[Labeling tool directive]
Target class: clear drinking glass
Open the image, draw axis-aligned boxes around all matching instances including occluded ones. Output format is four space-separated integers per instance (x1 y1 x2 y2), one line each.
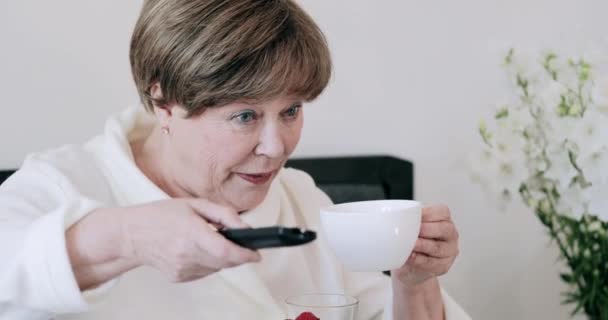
285 293 358 320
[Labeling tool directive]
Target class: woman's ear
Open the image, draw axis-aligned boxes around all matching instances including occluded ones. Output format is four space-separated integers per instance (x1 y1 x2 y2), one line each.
149 82 178 126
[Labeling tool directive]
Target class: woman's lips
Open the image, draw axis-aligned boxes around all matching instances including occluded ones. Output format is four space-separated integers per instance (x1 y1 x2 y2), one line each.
236 171 275 185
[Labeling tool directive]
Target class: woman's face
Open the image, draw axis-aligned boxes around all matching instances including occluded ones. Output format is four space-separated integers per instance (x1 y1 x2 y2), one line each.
159 95 304 212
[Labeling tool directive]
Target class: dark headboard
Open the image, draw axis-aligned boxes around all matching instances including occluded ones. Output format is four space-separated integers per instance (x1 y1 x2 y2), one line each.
0 170 14 185
285 155 414 203
1 156 414 202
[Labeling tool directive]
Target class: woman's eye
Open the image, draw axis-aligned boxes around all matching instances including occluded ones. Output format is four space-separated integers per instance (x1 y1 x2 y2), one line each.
283 105 301 119
232 110 258 124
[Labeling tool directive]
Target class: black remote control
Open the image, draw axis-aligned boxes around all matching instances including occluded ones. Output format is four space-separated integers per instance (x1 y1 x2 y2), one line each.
219 226 317 250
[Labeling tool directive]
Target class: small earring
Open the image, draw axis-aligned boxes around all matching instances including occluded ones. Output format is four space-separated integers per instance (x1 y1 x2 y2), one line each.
161 126 170 135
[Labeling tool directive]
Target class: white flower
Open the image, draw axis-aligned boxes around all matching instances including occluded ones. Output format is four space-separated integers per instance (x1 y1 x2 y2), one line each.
588 220 604 233
499 105 534 134
544 144 578 190
554 184 590 220
579 146 608 186
469 149 494 186
493 159 527 196
538 80 567 111
487 123 528 193
588 182 608 221
542 108 607 170
591 76 608 114
493 115 525 148
476 47 608 222
545 116 578 147
469 149 516 210
555 61 580 89
470 120 528 204
504 48 546 93
570 109 608 157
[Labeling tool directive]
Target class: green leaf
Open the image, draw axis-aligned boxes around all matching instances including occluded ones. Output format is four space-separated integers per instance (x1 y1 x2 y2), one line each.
579 71 589 82
478 120 493 147
543 52 559 80
569 104 582 116
571 293 591 316
504 48 514 65
579 61 591 82
561 272 575 284
557 95 570 116
516 74 529 89
495 108 509 119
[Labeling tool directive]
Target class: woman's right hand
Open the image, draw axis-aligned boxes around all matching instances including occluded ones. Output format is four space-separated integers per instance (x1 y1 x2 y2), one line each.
67 198 260 290
119 198 261 282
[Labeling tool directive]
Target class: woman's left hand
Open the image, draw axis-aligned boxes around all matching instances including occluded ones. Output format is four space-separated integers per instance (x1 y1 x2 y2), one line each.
392 205 460 287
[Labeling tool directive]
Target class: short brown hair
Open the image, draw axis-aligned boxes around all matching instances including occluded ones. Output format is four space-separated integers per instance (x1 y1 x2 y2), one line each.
130 0 332 117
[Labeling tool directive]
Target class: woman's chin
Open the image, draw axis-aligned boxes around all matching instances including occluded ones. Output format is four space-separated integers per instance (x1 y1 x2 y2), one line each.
228 189 269 213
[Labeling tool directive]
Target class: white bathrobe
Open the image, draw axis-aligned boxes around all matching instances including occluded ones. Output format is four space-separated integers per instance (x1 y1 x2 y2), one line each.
0 107 471 320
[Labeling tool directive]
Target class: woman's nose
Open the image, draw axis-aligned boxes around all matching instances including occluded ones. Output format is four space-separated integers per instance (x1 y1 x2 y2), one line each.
254 122 286 159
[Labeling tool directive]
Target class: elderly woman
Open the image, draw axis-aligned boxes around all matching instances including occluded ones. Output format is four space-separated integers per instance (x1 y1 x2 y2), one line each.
0 0 470 319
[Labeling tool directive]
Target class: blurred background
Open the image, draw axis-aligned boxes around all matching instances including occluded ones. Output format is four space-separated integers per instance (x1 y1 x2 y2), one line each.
1 1 607 318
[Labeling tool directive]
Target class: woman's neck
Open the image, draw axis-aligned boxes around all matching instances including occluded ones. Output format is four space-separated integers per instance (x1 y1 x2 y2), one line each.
131 126 190 198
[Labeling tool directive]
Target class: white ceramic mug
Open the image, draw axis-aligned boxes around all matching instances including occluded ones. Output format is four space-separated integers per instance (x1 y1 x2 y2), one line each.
320 200 422 271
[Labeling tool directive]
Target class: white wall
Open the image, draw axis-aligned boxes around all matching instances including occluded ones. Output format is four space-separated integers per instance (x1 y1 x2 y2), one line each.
1 1 606 318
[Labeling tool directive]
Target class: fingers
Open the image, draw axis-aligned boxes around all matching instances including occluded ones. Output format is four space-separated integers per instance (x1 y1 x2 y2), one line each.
195 225 262 265
186 199 250 229
186 199 261 265
406 252 454 276
421 205 451 222
419 221 459 241
397 206 460 282
413 238 459 259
